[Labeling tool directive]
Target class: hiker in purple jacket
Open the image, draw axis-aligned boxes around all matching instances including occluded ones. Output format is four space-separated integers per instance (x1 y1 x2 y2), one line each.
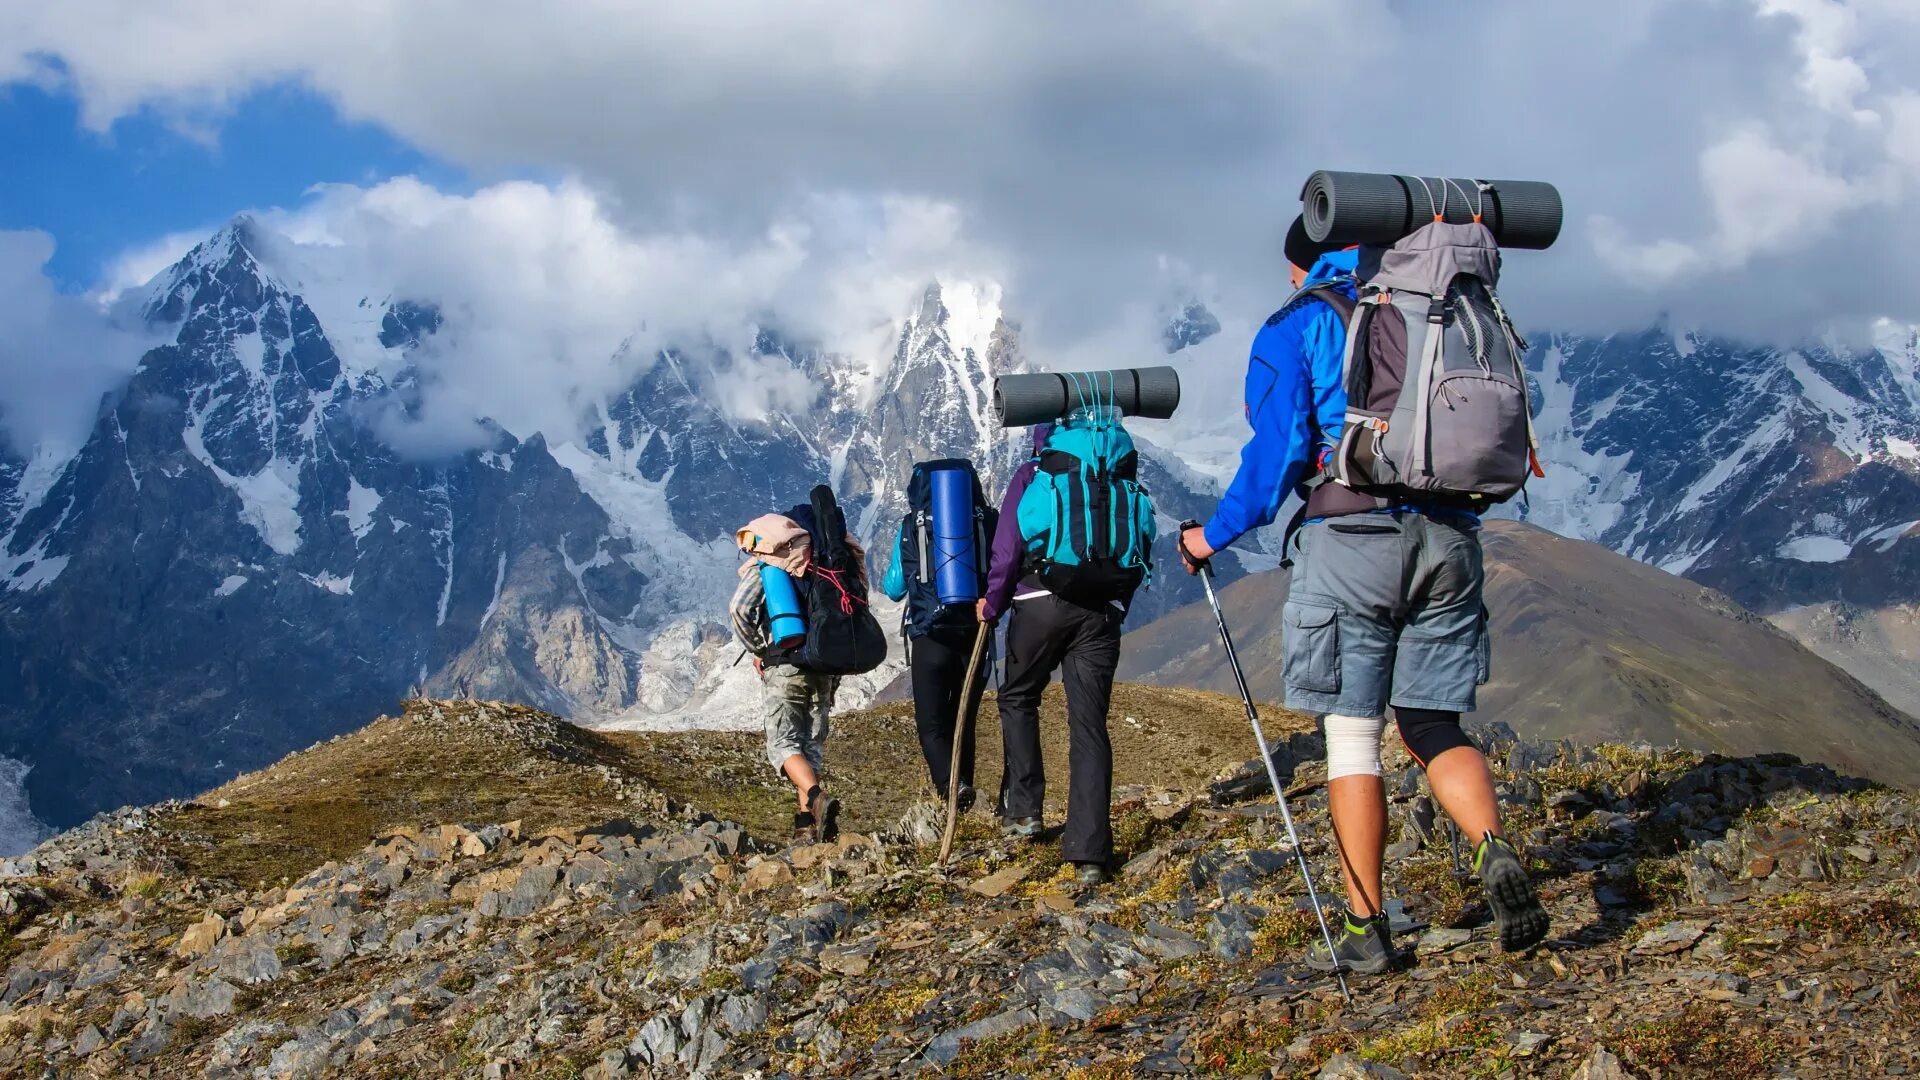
976 422 1128 885
977 424 1050 626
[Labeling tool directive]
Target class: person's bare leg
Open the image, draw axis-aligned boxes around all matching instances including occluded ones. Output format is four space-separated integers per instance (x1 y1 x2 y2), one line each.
1424 745 1502 841
783 753 819 811
1328 775 1388 918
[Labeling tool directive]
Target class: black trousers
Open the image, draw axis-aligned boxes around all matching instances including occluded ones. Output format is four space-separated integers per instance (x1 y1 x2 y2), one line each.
997 594 1123 865
911 619 990 794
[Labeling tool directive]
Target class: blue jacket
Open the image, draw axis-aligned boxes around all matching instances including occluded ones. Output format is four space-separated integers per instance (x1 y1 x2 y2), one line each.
881 526 908 602
1202 249 1358 552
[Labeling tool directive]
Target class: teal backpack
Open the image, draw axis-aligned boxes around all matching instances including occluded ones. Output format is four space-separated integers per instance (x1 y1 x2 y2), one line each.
1015 394 1156 606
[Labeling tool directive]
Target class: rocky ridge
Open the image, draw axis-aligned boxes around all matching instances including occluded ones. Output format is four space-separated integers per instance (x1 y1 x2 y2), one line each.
3 697 1917 1077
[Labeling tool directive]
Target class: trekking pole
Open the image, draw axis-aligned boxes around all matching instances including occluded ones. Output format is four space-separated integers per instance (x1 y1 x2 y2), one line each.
1179 522 1352 1002
937 620 992 868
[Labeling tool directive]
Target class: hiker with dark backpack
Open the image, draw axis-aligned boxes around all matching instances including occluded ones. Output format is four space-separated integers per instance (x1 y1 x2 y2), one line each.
881 459 997 809
733 485 888 844
1178 214 1550 973
979 404 1157 885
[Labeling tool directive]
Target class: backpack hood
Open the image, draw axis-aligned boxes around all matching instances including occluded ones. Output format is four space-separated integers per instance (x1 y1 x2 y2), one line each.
1303 247 1359 289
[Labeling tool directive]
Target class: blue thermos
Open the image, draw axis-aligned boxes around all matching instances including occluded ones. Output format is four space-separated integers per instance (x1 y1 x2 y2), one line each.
760 563 807 648
930 467 981 605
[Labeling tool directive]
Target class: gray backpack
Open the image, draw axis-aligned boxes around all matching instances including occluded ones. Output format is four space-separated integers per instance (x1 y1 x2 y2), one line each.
1325 221 1540 506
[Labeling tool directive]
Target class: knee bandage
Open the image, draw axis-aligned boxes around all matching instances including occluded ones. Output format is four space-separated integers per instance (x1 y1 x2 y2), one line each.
1324 714 1386 780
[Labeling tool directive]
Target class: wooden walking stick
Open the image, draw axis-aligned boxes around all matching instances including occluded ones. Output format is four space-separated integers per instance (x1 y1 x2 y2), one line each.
937 620 991 868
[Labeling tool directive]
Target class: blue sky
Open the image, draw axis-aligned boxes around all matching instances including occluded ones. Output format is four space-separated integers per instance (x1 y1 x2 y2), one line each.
0 82 462 290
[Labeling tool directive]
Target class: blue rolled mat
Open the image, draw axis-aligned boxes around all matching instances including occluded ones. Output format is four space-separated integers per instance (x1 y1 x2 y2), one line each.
930 466 980 605
760 564 806 648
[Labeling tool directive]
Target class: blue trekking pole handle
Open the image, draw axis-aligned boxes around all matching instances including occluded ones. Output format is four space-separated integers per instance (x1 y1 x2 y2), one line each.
1176 520 1353 999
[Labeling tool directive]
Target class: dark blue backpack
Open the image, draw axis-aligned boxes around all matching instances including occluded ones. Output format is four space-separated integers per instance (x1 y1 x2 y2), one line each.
1015 405 1156 606
782 486 888 675
898 459 996 637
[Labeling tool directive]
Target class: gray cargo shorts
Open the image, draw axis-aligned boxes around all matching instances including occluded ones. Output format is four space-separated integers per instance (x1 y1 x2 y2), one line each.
762 664 838 774
1282 512 1490 717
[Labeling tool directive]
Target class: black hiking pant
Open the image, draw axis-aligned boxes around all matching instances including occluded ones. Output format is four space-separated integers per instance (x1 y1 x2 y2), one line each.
911 619 989 794
997 593 1123 866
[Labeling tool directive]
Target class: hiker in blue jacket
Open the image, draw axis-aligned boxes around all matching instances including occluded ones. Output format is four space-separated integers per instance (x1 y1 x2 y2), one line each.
1178 237 1548 974
880 471 993 810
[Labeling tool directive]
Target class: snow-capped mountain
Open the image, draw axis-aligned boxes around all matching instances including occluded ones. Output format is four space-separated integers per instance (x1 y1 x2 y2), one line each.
1518 324 1920 705
0 218 1229 836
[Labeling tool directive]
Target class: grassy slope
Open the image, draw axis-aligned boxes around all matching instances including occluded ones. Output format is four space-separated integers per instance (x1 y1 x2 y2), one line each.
149 687 1310 888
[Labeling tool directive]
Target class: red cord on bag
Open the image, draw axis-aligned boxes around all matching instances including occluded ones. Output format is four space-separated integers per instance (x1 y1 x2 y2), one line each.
809 565 867 615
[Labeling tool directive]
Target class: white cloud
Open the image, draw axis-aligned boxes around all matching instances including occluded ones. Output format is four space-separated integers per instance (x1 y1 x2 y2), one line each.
93 227 211 307
0 231 154 455
219 178 1007 455
4 0 1920 421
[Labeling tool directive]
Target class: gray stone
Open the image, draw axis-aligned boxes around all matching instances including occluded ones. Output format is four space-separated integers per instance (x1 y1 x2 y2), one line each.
1045 987 1107 1023
72 1024 106 1056
1317 1053 1409 1079
650 935 714 984
266 1032 333 1080
818 938 878 977
171 976 240 1018
1135 921 1204 961
629 1014 682 1066
811 1023 844 1070
501 865 563 918
217 939 284 985
1205 904 1263 961
1419 927 1474 952
1569 1046 1637 1080
1632 922 1705 955
596 1047 631 1078
718 993 768 1035
926 1007 1039 1066
1508 1031 1553 1055
737 959 779 992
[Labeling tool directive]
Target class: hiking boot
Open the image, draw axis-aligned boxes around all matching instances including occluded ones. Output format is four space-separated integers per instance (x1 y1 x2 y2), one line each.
1474 832 1549 952
1002 815 1042 839
792 812 816 845
955 783 976 814
1073 862 1110 886
1305 910 1397 975
807 787 840 844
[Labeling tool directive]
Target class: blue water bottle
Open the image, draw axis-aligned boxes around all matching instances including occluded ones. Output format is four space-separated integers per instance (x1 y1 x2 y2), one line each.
930 466 981 605
760 563 807 648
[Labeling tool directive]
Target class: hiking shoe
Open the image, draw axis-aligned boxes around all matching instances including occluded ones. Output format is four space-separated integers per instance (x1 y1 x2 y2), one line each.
955 783 976 814
1305 910 1396 975
1002 815 1042 839
807 787 840 844
1073 862 1110 886
792 812 816 844
1474 832 1549 952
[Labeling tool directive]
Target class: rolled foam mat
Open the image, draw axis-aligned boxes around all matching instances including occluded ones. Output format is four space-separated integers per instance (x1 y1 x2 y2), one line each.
994 366 1181 428
1300 171 1563 250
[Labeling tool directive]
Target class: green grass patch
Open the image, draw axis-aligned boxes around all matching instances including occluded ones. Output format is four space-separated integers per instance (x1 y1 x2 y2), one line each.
1250 908 1319 965
1769 896 1920 938
862 875 962 917
1191 1016 1294 1077
1616 1002 1783 1078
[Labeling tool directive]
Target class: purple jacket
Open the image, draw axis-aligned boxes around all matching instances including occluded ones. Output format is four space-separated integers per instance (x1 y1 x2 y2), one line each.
980 424 1051 621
